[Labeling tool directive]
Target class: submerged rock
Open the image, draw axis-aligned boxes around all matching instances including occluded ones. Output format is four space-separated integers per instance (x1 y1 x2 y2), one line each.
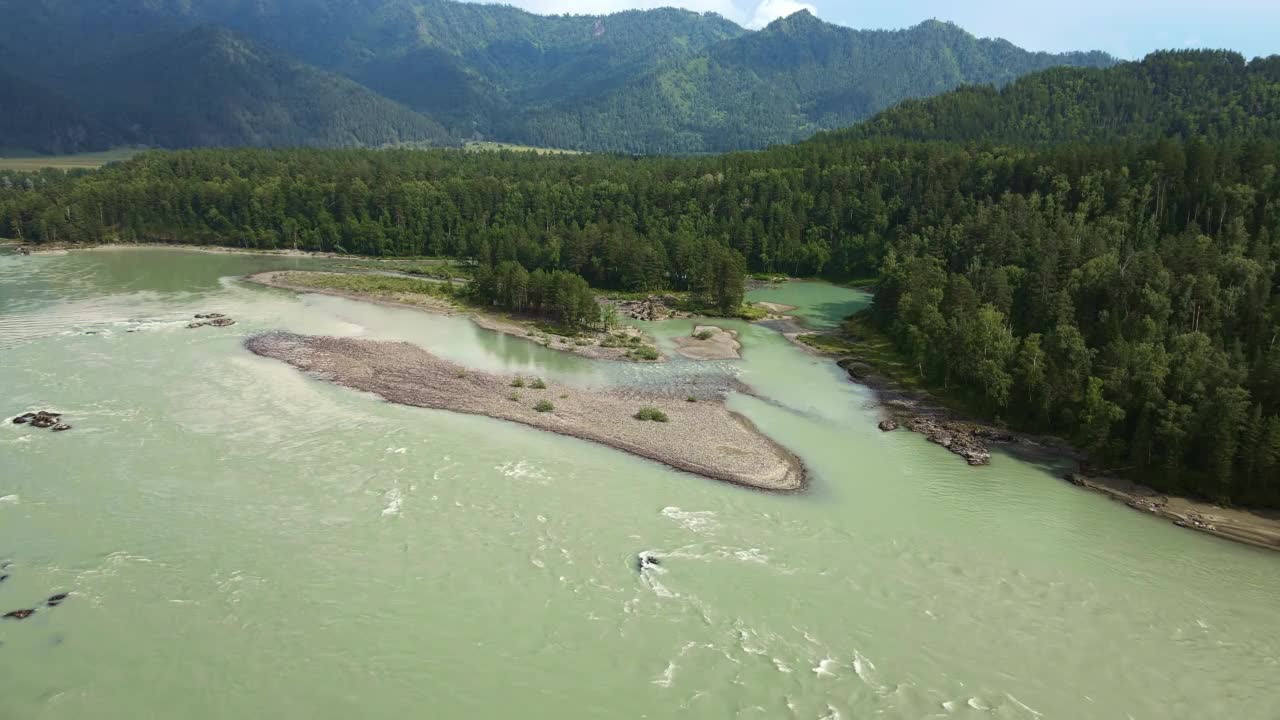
3 609 34 620
13 410 71 432
188 316 237 329
46 593 69 607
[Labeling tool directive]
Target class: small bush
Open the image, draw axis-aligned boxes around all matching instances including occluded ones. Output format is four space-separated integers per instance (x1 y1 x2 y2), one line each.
628 346 660 361
635 407 669 422
534 399 554 413
455 370 468 378
560 394 568 399
529 377 547 389
694 329 715 341
686 396 698 403
508 391 522 402
511 376 525 388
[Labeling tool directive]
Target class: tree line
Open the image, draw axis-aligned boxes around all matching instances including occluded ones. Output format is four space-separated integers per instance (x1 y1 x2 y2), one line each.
3 132 1279 506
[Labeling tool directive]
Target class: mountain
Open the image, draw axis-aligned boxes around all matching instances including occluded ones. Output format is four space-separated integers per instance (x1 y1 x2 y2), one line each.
0 69 124 154
0 0 1116 154
837 50 1280 145
509 14 1116 153
62 26 451 150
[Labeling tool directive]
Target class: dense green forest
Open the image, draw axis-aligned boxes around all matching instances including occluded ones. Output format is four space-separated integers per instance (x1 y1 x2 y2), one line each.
0 0 1111 154
4 50 1280 507
512 14 1113 154
840 50 1280 145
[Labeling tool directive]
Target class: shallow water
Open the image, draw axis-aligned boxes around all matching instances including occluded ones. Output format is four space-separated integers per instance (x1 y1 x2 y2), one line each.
2 249 1277 719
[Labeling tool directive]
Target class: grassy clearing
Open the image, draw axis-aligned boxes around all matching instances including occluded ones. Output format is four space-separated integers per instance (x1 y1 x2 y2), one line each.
464 141 581 155
0 147 141 171
276 271 455 301
337 258 474 281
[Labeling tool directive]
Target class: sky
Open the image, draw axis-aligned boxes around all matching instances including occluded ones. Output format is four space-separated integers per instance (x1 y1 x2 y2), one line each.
482 0 1280 59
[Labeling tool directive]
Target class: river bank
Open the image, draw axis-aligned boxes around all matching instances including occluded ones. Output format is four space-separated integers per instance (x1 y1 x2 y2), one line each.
246 332 805 491
20 241 353 259
791 321 1280 551
247 270 662 362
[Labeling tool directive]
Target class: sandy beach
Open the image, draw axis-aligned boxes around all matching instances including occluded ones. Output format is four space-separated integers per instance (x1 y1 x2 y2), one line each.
246 332 805 491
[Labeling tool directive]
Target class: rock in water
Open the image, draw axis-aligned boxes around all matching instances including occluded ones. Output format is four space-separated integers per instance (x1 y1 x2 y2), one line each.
906 416 991 466
637 552 661 571
878 419 899 432
46 593 69 607
52 423 72 432
194 313 226 319
12 412 35 425
28 411 62 429
3 609 35 620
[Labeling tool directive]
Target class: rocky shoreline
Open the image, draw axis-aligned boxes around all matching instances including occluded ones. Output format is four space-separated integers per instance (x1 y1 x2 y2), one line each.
824 346 1280 551
246 333 805 491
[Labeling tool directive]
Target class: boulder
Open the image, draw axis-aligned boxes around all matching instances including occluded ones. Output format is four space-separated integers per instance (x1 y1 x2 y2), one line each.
878 419 899 432
194 313 226 319
28 411 61 429
46 593 69 607
839 360 874 379
3 609 34 620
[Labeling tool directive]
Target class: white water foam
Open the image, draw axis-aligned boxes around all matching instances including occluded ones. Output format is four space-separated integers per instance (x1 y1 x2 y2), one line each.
382 488 404 517
812 657 839 678
652 662 676 688
0 494 18 505
660 506 719 533
496 460 550 484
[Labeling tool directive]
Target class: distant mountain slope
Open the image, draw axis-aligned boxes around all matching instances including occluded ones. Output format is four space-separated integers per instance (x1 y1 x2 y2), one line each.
0 69 124 154
65 26 451 149
836 50 1280 145
509 14 1116 153
0 0 1118 154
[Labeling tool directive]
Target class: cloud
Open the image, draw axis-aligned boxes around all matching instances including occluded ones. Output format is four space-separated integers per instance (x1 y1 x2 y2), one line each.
746 0 817 28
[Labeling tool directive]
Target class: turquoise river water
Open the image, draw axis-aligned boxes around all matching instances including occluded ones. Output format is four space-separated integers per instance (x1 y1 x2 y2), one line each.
1 248 1277 719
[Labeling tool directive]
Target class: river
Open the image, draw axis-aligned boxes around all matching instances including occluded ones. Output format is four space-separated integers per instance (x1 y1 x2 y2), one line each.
1 248 1276 719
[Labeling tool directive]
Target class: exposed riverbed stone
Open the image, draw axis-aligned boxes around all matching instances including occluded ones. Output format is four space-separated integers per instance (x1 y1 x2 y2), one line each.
878 419 899 432
188 314 237 329
905 416 991 466
614 295 688 322
3 609 34 620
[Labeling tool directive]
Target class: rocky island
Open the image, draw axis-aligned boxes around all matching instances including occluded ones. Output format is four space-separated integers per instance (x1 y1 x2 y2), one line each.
246 332 805 491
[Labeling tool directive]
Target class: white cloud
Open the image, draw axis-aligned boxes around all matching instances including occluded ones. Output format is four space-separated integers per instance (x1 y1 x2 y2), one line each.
746 0 817 28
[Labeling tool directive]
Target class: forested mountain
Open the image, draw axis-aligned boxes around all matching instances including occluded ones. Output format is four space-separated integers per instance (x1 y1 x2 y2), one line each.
511 14 1114 153
0 69 123 154
61 26 451 149
0 0 1112 154
841 50 1280 144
